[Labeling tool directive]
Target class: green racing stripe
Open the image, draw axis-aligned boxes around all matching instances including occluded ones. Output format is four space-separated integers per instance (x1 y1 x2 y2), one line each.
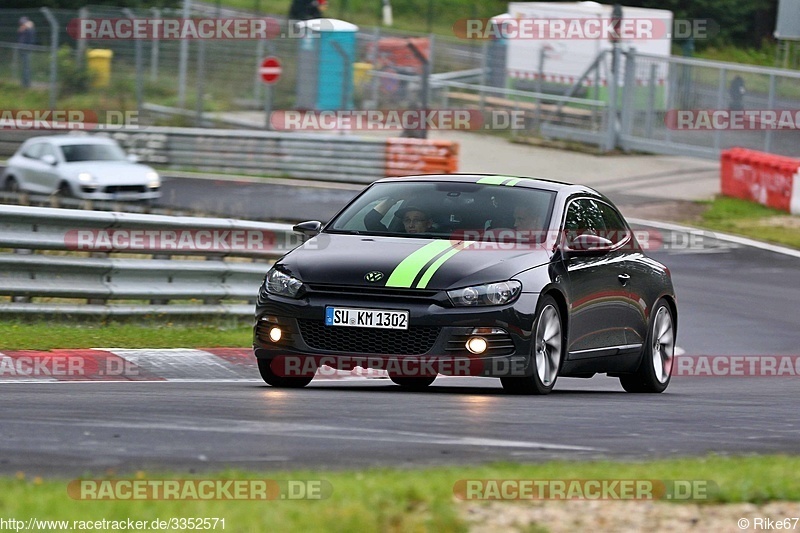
415 244 472 289
385 240 455 288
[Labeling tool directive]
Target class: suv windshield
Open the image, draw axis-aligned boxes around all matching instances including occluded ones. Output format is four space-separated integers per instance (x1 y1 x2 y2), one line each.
60 143 127 163
328 181 556 239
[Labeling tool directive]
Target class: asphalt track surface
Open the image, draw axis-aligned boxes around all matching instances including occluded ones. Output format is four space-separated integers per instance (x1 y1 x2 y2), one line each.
2 225 799 476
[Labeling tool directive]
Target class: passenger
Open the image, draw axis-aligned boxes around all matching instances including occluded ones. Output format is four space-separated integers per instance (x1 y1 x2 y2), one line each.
513 204 541 231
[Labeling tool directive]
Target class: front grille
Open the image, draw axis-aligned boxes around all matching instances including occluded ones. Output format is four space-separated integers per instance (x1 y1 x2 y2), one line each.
298 320 440 355
104 185 146 194
306 284 438 300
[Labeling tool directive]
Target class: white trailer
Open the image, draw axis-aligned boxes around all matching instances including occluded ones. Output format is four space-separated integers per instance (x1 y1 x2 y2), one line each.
504 1 672 93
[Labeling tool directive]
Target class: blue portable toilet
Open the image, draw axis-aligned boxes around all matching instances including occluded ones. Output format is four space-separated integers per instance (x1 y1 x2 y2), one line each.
295 18 359 110
486 14 511 88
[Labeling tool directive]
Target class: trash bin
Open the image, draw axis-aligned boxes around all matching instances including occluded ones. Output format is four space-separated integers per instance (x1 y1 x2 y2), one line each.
353 62 373 87
87 49 113 88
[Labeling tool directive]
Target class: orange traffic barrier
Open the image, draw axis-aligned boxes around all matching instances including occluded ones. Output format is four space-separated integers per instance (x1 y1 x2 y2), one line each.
385 138 459 177
720 148 800 215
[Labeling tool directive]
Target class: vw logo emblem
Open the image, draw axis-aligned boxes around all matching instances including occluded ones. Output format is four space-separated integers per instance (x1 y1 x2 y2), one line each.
365 271 384 282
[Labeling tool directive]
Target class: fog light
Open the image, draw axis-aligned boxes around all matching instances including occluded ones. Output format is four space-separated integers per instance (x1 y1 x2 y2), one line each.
268 327 282 342
465 336 488 354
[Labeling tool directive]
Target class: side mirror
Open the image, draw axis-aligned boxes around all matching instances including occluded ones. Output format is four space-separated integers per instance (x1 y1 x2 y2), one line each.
126 153 140 163
41 154 57 166
562 233 615 258
293 220 322 237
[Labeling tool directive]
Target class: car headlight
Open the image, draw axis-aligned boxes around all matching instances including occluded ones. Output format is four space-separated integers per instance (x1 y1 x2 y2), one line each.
78 172 95 183
265 268 304 299
447 280 522 307
145 171 160 188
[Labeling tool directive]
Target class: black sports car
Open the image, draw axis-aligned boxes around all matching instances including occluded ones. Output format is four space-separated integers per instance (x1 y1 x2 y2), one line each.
253 174 677 394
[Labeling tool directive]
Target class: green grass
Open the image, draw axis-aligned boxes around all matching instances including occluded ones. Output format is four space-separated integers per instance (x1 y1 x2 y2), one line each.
694 196 800 250
2 456 800 532
0 321 252 350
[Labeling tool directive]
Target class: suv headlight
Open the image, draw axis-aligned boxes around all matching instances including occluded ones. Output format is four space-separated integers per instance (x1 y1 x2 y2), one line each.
78 172 95 183
145 171 160 188
448 280 522 307
265 268 304 298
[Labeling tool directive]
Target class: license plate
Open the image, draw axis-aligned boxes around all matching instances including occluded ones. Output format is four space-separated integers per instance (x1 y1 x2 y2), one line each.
325 307 409 330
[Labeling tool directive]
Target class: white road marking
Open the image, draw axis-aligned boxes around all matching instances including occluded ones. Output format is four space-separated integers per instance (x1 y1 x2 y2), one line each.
630 218 800 259
16 418 600 452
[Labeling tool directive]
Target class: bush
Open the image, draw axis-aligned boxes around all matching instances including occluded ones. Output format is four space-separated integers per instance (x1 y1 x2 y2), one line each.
57 45 90 95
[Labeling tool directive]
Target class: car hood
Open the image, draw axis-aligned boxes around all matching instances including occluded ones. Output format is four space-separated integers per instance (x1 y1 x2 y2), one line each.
61 161 155 183
278 233 553 291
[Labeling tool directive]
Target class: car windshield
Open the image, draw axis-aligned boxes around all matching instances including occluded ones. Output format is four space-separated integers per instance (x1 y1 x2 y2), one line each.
327 181 557 239
59 143 127 163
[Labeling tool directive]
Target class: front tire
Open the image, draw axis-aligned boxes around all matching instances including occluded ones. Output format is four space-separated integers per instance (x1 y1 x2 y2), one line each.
54 181 72 198
501 295 563 395
257 358 313 388
620 299 675 393
4 176 20 193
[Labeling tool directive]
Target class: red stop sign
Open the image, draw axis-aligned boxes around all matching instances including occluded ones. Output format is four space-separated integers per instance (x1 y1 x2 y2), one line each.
259 57 282 84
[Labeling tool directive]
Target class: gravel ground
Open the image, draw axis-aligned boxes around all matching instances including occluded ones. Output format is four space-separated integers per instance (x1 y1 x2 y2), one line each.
462 500 800 532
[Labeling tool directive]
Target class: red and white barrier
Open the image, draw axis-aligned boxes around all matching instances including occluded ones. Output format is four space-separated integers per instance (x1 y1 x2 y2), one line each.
0 348 387 383
721 148 800 215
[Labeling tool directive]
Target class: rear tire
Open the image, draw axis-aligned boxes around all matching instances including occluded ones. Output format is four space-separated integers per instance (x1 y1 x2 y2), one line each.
501 295 563 395
620 299 675 393
389 375 436 390
257 358 313 388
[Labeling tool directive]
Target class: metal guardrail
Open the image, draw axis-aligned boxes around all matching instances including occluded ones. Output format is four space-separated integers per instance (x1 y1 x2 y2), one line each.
0 126 390 184
0 204 298 316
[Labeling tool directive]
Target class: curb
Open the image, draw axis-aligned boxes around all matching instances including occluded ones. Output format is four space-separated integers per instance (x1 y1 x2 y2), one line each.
629 217 800 260
0 348 387 383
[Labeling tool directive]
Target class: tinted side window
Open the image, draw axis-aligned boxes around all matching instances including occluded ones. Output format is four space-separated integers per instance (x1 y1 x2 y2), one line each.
598 202 629 244
564 199 606 236
22 143 43 159
39 143 57 160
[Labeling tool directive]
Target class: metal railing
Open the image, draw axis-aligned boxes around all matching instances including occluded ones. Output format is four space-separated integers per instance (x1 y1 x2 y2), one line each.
0 204 297 316
0 126 389 183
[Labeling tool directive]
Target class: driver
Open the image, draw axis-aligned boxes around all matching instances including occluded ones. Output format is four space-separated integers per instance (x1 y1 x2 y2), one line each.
365 199 433 234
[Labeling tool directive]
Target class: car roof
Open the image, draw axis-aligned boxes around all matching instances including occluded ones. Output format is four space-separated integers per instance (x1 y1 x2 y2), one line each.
24 135 117 146
375 173 604 198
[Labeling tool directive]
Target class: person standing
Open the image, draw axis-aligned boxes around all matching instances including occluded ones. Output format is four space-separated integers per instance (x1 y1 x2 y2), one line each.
17 16 36 88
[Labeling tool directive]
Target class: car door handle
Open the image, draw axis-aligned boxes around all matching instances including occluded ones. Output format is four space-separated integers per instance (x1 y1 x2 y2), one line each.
618 273 630 285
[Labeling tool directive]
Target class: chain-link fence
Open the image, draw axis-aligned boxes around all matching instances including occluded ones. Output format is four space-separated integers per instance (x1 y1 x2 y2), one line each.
1 6 799 158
